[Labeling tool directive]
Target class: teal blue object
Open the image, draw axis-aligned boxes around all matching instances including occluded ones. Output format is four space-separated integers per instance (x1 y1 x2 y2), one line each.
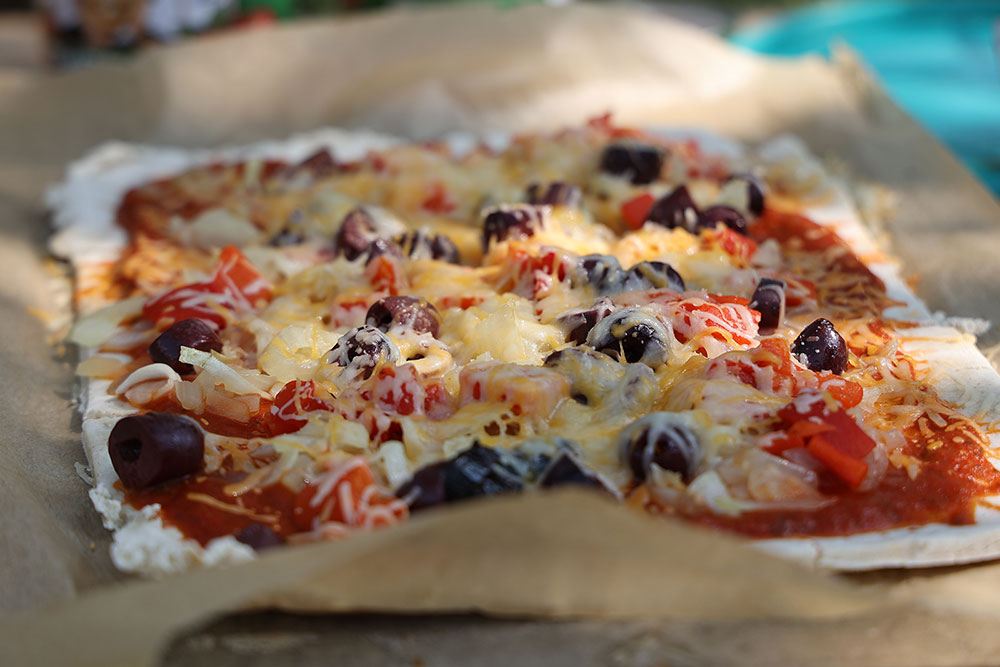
730 1 1000 197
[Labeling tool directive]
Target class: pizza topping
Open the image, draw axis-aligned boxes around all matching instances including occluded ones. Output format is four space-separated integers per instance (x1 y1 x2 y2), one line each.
721 172 766 217
362 237 403 264
142 246 272 330
624 260 686 292
587 307 672 367
148 318 224 375
538 452 615 494
599 141 665 185
526 181 582 208
327 325 400 379
791 318 848 375
234 522 286 550
645 185 699 231
620 412 702 484
365 295 440 337
108 413 205 490
575 254 625 293
482 205 545 250
555 297 616 344
393 230 460 263
397 441 524 510
268 379 334 435
334 208 380 261
748 278 786 335
699 205 748 236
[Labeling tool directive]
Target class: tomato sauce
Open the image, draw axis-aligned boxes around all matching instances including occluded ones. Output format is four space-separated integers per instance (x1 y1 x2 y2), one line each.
692 418 1000 537
126 473 297 547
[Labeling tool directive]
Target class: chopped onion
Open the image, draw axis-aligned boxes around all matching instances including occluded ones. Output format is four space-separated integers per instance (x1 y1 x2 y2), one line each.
76 353 131 378
179 347 270 397
115 363 181 406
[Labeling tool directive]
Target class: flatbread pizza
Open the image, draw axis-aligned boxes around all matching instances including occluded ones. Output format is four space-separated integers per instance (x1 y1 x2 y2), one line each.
49 117 1000 576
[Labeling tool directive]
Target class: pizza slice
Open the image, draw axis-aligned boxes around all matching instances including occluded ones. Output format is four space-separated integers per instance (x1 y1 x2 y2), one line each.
50 118 1000 576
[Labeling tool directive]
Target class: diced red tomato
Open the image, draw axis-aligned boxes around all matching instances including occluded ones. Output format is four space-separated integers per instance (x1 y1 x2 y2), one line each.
268 380 334 435
421 181 457 214
292 458 407 531
806 436 869 488
142 245 271 329
621 193 655 230
701 226 758 262
773 389 877 488
365 255 406 295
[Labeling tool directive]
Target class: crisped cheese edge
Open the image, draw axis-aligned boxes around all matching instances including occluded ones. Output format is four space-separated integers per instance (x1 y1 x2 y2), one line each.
54 127 1000 574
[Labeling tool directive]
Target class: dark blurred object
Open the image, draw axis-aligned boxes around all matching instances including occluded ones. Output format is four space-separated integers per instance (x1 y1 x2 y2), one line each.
731 0 1000 197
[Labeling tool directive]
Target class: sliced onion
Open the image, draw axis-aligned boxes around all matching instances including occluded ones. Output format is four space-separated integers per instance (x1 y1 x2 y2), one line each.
68 296 146 347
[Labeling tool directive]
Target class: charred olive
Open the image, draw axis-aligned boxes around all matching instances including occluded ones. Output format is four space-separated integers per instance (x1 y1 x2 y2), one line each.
599 142 665 185
148 318 223 375
108 413 205 490
586 308 671 367
482 205 545 250
538 452 613 494
334 208 378 260
234 523 285 550
394 230 460 263
396 442 523 510
748 278 786 334
726 173 766 216
526 181 582 207
620 413 701 483
698 205 748 235
555 297 616 344
645 185 699 231
365 295 441 337
791 318 848 374
623 261 686 292
327 325 400 379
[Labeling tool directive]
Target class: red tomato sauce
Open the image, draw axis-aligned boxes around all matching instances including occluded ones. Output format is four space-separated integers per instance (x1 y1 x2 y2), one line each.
692 418 1000 537
125 473 297 547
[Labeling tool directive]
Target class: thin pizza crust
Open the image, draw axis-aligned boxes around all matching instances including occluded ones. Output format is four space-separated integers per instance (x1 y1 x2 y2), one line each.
48 128 1000 575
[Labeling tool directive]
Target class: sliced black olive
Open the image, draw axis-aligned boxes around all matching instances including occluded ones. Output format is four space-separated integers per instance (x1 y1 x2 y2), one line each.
234 523 285 550
327 325 400 379
396 442 524 511
698 205 748 235
395 461 448 511
538 452 613 494
363 237 403 264
575 254 626 294
148 318 223 375
623 260 686 292
645 185 699 231
586 308 671 368
791 318 848 375
726 172 766 216
365 295 441 337
394 230 460 263
334 208 378 261
620 413 701 483
554 297 616 344
482 205 545 250
526 181 582 208
599 142 665 185
749 278 786 334
108 413 204 490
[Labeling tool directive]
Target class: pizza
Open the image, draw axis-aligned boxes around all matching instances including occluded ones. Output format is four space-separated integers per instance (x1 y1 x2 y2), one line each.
49 117 1000 576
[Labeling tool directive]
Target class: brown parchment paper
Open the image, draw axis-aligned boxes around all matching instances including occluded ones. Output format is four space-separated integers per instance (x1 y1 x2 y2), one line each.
2 4 1000 666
